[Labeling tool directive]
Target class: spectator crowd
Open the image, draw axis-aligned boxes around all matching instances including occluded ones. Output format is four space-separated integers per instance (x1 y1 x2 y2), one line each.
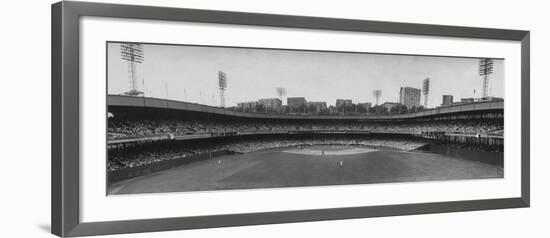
108 116 503 139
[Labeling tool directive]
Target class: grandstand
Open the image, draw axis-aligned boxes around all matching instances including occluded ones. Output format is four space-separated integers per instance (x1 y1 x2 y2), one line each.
107 95 504 194
108 95 503 140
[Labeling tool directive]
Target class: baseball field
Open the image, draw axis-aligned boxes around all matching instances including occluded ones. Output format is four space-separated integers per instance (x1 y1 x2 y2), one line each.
108 145 503 195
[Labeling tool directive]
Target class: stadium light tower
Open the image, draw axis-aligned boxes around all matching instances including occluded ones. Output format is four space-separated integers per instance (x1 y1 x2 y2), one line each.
276 87 286 104
373 90 382 106
218 71 227 107
275 88 286 113
479 58 494 97
120 43 144 96
423 78 430 108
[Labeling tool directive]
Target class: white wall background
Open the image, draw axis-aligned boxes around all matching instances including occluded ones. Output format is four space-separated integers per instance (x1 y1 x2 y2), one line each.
0 0 547 237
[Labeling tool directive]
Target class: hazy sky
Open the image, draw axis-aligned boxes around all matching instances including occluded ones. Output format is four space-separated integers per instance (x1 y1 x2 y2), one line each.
107 42 504 108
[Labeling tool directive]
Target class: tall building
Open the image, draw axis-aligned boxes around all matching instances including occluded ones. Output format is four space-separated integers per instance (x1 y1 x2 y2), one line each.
328 105 338 114
258 98 282 111
399 87 421 109
422 78 430 108
441 95 454 107
307 101 327 112
335 99 353 108
381 102 400 111
287 97 307 111
357 102 372 111
237 101 259 112
461 98 475 104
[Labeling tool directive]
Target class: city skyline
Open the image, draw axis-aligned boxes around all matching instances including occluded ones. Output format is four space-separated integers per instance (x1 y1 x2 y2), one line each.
107 42 505 108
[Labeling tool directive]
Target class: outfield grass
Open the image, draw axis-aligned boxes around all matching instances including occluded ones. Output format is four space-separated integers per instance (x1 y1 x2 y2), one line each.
108 146 503 195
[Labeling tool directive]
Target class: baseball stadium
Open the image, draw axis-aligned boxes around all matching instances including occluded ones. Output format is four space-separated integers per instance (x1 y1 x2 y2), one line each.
107 95 504 195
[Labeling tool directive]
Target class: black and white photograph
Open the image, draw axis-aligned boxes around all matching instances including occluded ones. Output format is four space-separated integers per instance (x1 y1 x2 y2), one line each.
2 0 543 237
107 42 505 195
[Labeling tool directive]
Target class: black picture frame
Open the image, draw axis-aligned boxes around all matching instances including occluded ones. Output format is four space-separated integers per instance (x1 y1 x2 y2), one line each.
51 1 530 237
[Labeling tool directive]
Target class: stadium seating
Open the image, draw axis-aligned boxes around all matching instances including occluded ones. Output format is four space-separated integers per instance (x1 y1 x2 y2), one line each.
108 117 503 139
107 116 503 172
